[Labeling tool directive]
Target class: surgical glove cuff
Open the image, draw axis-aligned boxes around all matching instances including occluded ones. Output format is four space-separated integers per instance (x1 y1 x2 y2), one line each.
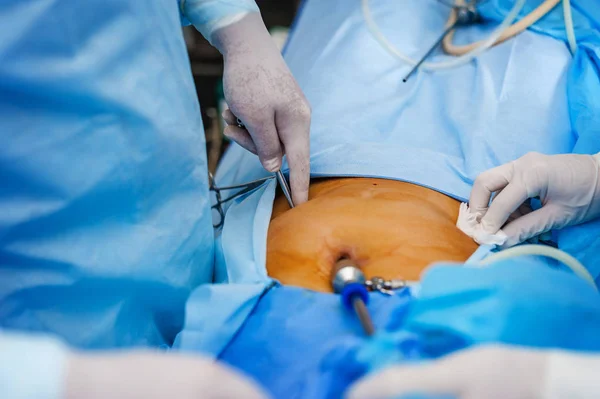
180 0 260 44
0 332 69 399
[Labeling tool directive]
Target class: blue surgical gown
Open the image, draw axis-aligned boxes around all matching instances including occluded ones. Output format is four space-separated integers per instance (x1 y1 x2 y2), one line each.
0 0 259 398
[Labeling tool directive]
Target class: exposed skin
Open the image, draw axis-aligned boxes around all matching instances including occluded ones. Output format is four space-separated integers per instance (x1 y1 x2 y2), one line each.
267 178 478 292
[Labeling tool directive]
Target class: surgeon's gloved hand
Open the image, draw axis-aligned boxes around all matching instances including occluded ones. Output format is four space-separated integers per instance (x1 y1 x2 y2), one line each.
347 345 548 399
469 152 600 248
212 13 311 205
64 350 269 399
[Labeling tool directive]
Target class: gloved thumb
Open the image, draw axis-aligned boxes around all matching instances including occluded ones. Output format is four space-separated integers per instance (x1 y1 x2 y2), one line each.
479 180 529 235
222 109 258 154
224 125 258 155
469 162 514 215
226 110 283 172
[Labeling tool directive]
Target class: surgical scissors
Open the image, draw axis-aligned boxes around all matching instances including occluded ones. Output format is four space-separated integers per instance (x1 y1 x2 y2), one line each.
209 172 275 229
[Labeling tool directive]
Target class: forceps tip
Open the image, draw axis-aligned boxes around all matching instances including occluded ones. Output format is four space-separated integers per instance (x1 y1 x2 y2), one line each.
275 170 295 208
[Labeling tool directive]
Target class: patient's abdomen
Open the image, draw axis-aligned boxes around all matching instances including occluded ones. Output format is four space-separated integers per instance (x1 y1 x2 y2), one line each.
266 178 478 292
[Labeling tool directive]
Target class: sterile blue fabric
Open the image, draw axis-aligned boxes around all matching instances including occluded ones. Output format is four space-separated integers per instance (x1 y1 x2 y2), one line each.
178 0 600 358
0 331 68 399
174 181 275 354
464 245 495 264
218 286 416 399
179 0 260 43
404 259 600 358
0 1 214 349
478 0 600 280
217 258 600 398
175 0 600 396
173 282 272 356
556 4 600 282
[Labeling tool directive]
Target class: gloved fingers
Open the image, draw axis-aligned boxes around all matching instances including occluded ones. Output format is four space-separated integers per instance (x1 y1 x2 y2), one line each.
506 201 534 224
275 107 311 205
244 114 283 172
65 352 271 399
469 162 514 215
346 364 458 399
222 108 238 126
500 204 562 248
223 125 258 154
480 180 530 234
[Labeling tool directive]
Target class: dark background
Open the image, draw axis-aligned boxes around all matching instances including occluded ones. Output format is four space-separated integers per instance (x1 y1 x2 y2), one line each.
183 0 302 170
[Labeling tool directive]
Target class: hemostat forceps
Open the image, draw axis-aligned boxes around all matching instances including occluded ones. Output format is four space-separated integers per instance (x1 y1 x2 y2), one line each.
275 170 294 209
209 172 275 229
235 117 295 209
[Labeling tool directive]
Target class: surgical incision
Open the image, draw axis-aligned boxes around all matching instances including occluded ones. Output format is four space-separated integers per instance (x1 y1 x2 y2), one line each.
266 178 478 292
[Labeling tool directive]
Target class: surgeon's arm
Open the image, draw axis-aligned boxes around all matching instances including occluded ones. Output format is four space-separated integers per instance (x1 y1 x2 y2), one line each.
180 1 311 204
0 331 267 399
63 349 268 399
0 332 68 399
348 345 600 399
544 350 600 398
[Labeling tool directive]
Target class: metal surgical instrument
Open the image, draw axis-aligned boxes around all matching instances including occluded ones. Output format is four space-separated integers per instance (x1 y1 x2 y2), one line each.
275 170 294 209
209 172 275 229
332 258 418 335
332 260 376 336
235 117 295 209
366 0 563 78
403 1 480 82
365 276 412 295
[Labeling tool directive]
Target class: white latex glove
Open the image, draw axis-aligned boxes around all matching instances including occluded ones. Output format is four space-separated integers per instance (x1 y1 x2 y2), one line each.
64 350 269 399
213 13 311 204
347 346 548 399
469 152 600 247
